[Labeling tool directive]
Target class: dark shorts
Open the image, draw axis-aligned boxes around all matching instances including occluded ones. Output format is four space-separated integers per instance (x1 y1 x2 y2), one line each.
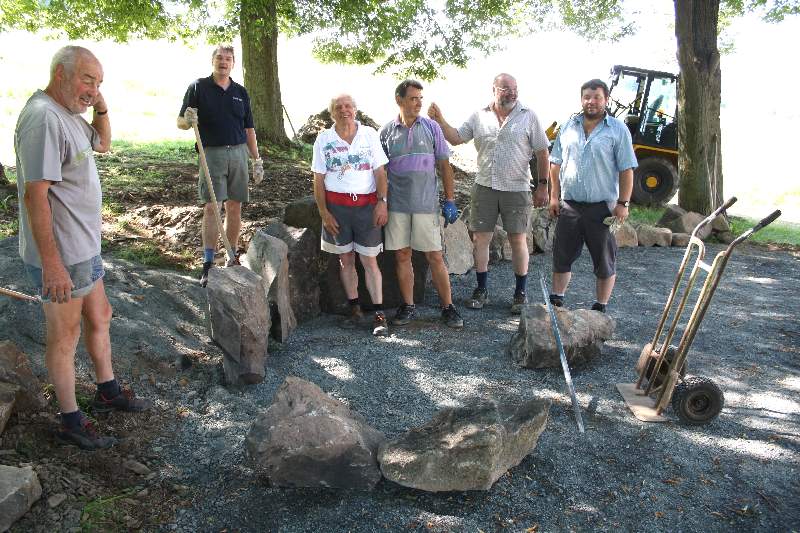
24 254 104 302
321 202 383 257
552 200 617 278
469 184 531 234
198 144 249 204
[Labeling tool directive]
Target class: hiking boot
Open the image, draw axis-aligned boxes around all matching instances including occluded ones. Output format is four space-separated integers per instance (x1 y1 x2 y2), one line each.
549 294 564 307
465 287 489 309
225 249 243 267
341 305 364 329
510 292 528 315
372 312 389 337
392 303 417 326
591 302 607 313
56 416 117 450
199 261 213 287
92 387 153 414
441 304 464 328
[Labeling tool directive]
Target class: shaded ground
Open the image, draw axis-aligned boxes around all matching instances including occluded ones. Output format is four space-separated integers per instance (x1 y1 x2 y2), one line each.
1 233 798 532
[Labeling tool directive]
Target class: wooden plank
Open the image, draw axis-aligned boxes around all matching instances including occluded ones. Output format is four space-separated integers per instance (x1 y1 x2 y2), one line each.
616 383 669 423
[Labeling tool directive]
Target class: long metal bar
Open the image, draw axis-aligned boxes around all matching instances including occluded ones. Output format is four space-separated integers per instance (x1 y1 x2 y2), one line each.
538 272 585 434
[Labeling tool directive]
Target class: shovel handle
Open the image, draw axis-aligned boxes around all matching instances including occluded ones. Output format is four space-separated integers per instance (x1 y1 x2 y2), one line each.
0 286 39 302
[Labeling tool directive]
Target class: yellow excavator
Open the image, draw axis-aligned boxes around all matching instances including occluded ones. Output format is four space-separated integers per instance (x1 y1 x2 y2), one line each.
539 65 680 206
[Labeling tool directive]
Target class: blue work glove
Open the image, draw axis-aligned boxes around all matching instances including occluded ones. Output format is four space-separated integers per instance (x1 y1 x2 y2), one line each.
441 200 458 227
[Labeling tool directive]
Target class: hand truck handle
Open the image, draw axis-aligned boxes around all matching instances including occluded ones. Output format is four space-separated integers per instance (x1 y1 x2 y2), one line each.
693 197 738 238
752 210 782 233
716 196 738 215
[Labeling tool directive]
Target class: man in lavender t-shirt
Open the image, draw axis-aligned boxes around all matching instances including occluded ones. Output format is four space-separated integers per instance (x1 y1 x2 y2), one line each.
379 79 463 329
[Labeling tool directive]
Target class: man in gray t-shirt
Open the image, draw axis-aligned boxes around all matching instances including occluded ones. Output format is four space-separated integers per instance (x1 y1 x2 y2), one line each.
15 45 150 451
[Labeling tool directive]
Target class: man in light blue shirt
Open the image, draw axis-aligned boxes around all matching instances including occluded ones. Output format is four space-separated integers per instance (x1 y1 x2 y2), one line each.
548 79 637 312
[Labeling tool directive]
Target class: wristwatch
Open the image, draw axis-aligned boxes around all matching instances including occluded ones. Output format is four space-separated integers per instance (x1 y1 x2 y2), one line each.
617 199 630 208
377 196 387 202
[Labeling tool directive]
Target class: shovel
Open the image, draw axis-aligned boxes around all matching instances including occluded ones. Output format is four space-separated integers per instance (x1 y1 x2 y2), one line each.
0 286 40 302
193 124 238 266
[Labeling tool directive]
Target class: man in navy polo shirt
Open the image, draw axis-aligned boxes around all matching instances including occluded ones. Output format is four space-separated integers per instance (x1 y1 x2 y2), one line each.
177 45 264 286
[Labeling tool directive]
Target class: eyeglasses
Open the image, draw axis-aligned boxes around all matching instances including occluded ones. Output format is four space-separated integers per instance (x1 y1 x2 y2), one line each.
494 86 517 93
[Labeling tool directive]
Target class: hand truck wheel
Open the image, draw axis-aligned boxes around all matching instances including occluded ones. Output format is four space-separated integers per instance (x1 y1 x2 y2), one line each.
671 376 724 425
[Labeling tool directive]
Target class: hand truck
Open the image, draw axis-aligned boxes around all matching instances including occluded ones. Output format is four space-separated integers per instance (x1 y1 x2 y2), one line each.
617 197 781 425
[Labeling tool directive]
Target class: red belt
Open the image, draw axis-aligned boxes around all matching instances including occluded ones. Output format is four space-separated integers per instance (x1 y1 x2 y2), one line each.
326 191 377 206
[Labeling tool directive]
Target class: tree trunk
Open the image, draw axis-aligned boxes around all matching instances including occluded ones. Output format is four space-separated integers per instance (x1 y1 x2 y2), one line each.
240 0 289 146
0 162 7 186
674 0 723 214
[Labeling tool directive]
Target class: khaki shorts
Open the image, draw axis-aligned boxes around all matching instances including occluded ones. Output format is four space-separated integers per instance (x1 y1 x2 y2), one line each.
198 144 249 203
385 212 443 252
469 184 531 234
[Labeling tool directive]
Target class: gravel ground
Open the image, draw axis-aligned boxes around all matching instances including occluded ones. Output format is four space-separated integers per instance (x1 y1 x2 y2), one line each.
1 237 798 532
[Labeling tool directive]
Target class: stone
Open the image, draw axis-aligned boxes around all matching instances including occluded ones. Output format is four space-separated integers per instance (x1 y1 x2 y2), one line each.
656 204 686 228
716 230 736 244
245 377 385 490
441 217 473 275
712 215 731 234
319 250 428 314
263 223 324 323
0 382 18 436
659 211 711 240
671 232 691 247
297 109 380 144
0 341 47 412
122 459 151 476
529 208 556 253
47 493 67 508
507 304 616 369
378 398 550 492
206 266 270 385
282 196 322 235
244 229 297 342
614 221 638 248
490 225 511 263
0 464 42 532
636 224 673 247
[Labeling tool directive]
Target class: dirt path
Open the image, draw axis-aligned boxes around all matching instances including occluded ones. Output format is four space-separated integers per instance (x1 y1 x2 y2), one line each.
1 234 798 532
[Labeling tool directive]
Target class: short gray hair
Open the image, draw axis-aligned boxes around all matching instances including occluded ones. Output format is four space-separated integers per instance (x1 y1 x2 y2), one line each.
50 45 94 81
328 94 356 116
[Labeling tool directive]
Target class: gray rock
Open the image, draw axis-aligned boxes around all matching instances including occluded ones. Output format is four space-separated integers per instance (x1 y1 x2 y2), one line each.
122 459 152 476
716 230 736 244
245 377 385 490
47 493 67 508
636 224 673 247
297 109 380 144
206 266 270 385
442 217 473 275
378 398 550 491
530 208 555 253
490 225 511 263
0 382 17 436
282 196 321 235
244 230 297 342
264 223 323 323
671 232 691 247
659 211 711 240
711 214 731 233
0 464 42 532
656 204 686 227
507 304 615 368
614 221 638 248
0 340 46 412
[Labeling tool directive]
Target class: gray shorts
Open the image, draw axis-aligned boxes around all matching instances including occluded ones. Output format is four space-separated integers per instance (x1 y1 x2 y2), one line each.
24 254 104 302
469 184 531 234
198 144 249 204
552 200 617 278
321 202 383 257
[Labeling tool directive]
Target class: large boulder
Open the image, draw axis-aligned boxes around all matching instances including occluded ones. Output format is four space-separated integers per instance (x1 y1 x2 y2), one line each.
206 266 270 385
529 208 555 253
244 230 297 342
671 232 691 247
507 304 615 368
711 214 731 233
636 224 673 247
442 217 473 275
245 377 385 490
320 250 428 314
282 196 322 236
0 465 42 532
659 210 711 240
0 341 46 412
614 221 638 248
378 398 550 492
656 204 686 228
263 223 324 323
297 109 381 144
0 382 18 436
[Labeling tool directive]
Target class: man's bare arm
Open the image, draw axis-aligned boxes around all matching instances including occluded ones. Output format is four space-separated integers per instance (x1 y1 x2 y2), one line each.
428 103 464 146
90 92 111 153
437 158 456 200
24 181 73 301
245 128 259 160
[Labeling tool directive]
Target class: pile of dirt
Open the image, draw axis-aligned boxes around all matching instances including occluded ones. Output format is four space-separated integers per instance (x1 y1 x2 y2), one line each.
296 108 381 144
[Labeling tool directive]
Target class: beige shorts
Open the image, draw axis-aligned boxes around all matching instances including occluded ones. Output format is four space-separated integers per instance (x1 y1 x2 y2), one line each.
385 212 443 252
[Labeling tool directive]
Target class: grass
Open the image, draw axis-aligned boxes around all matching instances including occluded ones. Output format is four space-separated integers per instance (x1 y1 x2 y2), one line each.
97 139 196 191
628 205 665 226
80 490 136 533
730 215 800 246
263 140 313 163
103 240 195 271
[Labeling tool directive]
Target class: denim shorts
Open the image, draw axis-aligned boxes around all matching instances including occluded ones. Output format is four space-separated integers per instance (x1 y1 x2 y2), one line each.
24 255 104 302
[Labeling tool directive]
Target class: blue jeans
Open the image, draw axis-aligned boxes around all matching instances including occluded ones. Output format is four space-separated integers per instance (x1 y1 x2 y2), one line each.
24 255 104 302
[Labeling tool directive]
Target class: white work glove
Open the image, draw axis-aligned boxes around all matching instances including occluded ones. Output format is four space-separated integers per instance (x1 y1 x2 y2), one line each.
183 107 198 127
252 158 264 185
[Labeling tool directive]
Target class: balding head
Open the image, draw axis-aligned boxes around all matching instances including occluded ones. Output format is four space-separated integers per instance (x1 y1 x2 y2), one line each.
492 73 518 112
49 46 98 83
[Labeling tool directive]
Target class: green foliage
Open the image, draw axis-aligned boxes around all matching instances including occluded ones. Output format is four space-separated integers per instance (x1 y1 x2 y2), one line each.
0 219 18 238
107 241 193 270
80 490 136 533
263 140 313 163
628 204 665 226
730 215 800 246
